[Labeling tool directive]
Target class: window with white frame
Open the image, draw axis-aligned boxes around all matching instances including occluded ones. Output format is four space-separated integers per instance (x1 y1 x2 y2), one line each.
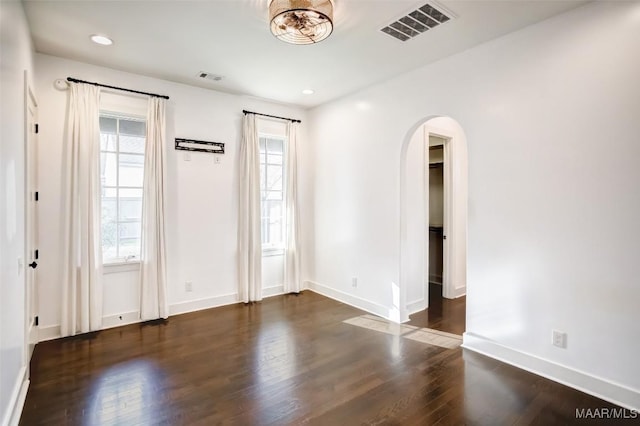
99 115 146 263
259 135 285 252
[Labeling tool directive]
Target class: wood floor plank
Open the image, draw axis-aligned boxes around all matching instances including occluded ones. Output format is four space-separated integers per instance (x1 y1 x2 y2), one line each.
21 291 630 425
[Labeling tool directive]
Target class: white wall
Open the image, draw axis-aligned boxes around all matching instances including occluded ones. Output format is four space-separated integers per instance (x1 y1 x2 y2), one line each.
307 1 640 409
403 128 425 315
34 54 308 334
0 1 34 423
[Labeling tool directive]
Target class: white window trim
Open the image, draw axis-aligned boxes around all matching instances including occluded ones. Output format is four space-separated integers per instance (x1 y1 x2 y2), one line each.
100 112 146 265
104 259 140 274
262 246 285 257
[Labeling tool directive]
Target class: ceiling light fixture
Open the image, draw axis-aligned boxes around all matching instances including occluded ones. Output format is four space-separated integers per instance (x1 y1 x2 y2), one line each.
269 0 334 45
90 34 113 46
302 89 315 95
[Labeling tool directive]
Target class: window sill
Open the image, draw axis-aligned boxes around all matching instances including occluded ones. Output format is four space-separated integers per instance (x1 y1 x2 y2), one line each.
104 261 140 274
262 248 285 257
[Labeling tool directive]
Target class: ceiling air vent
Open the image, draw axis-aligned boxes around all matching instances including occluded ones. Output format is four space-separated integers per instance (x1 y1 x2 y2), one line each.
381 2 453 42
198 72 223 82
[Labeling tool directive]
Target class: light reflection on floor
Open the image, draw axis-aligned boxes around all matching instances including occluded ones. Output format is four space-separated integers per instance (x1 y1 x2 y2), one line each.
252 320 300 424
87 359 167 426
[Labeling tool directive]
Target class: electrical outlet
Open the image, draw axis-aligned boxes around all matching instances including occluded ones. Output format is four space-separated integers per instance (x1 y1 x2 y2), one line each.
184 152 191 161
185 281 193 292
552 330 567 348
214 156 221 164
352 277 358 288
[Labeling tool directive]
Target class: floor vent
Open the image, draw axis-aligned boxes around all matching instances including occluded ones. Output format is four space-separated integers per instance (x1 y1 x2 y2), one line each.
381 2 453 42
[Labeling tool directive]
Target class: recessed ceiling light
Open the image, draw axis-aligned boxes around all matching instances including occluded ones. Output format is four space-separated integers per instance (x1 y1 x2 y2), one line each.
302 89 315 95
90 35 113 46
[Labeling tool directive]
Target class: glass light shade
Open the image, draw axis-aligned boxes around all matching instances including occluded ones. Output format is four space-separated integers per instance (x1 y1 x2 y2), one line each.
269 0 334 45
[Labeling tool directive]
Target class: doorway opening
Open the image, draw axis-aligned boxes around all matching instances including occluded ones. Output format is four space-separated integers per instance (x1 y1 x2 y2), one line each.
428 140 445 295
400 116 467 335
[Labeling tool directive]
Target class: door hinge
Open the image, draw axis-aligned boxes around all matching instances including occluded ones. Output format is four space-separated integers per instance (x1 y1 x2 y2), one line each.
35 249 39 260
35 191 39 201
35 123 39 134
35 316 39 326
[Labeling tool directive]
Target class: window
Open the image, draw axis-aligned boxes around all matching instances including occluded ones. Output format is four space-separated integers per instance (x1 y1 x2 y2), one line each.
99 115 145 263
259 135 285 252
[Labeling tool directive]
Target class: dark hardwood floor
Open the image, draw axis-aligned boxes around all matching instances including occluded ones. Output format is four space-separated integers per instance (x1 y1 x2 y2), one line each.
408 283 466 335
21 291 628 425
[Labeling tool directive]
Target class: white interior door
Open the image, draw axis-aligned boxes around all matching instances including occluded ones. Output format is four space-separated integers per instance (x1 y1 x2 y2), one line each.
25 81 39 360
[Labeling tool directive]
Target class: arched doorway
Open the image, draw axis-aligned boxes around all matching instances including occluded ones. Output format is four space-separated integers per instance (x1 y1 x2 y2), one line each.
399 116 468 331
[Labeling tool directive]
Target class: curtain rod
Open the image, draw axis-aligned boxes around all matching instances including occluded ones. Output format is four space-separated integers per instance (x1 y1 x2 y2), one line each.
242 110 301 124
66 77 170 100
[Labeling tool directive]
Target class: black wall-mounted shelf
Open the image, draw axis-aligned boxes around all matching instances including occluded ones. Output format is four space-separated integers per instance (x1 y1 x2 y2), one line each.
175 138 225 154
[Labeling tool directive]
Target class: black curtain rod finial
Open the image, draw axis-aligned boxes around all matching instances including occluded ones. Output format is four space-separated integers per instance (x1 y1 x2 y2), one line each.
242 109 301 124
66 77 170 100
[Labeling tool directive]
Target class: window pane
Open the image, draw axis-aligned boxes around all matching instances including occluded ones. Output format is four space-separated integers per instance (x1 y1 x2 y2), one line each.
268 219 283 246
102 196 117 223
267 139 283 153
100 133 117 152
258 135 286 250
261 218 268 244
100 153 118 186
119 188 143 221
100 117 117 134
119 221 141 239
120 135 145 154
119 119 145 137
101 186 117 261
119 222 141 258
102 243 118 261
120 187 143 198
119 154 144 187
266 191 282 201
100 114 146 262
266 201 282 222
267 153 282 165
119 240 141 259
266 165 282 191
102 187 117 198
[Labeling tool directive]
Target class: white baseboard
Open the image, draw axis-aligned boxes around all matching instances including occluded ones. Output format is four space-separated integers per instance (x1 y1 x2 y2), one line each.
102 311 141 329
39 293 241 341
38 325 61 342
406 298 427 315
305 281 394 322
169 293 239 316
453 286 466 298
462 332 640 411
2 366 28 426
263 285 284 298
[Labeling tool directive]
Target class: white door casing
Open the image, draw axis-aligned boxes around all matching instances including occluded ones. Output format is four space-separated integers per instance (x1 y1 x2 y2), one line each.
25 76 39 360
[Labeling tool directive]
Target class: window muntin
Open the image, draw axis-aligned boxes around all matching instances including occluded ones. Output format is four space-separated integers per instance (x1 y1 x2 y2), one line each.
99 115 145 263
259 136 285 251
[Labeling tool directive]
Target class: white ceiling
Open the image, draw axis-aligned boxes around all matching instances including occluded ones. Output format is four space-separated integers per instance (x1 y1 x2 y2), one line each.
23 0 586 108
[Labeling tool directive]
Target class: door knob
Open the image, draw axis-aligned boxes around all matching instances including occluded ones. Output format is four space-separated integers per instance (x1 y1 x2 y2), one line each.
28 261 38 269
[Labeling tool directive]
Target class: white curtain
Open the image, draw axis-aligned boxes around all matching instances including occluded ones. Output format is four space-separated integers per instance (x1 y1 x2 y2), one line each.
61 83 103 337
140 97 169 320
238 113 262 303
284 122 301 293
